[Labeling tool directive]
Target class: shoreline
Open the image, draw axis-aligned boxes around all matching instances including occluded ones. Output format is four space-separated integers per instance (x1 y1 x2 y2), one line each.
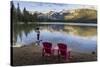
11 45 97 66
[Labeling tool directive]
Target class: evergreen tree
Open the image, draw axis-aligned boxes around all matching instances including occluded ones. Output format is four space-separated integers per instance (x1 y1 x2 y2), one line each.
11 1 17 23
23 7 29 23
33 11 38 22
17 3 22 22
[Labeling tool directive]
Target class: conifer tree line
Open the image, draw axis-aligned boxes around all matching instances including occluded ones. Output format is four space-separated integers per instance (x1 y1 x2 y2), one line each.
11 1 38 23
11 1 97 23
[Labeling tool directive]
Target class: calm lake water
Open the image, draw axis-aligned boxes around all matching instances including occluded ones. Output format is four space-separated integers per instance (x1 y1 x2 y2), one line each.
12 22 97 53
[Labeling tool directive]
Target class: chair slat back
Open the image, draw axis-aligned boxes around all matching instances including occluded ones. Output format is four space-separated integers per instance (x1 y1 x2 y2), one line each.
58 43 67 55
42 42 52 53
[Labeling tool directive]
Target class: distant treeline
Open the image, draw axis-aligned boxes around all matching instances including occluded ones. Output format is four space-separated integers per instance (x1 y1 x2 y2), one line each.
11 1 97 24
11 1 39 23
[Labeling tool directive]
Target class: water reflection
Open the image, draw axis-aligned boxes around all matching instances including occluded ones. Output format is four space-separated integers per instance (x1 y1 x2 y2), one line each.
13 23 97 47
12 23 97 53
14 29 97 53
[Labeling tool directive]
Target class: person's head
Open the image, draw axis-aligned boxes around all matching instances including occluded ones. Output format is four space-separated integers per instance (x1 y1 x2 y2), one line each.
36 27 39 30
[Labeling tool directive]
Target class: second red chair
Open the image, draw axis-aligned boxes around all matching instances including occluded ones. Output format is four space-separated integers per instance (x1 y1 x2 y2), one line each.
57 43 70 60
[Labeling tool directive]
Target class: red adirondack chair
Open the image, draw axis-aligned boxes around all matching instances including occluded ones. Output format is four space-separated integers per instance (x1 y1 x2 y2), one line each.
42 42 54 56
57 43 71 60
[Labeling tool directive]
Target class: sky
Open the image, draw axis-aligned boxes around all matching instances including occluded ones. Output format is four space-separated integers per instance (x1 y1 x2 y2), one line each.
13 1 96 13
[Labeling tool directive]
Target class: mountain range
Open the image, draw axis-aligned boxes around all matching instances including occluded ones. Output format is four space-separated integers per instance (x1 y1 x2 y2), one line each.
30 8 97 23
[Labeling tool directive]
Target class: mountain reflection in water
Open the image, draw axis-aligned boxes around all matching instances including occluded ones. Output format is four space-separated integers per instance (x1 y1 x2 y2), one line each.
12 23 97 53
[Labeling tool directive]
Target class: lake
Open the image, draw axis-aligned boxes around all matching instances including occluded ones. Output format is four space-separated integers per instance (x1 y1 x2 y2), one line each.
12 22 97 53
